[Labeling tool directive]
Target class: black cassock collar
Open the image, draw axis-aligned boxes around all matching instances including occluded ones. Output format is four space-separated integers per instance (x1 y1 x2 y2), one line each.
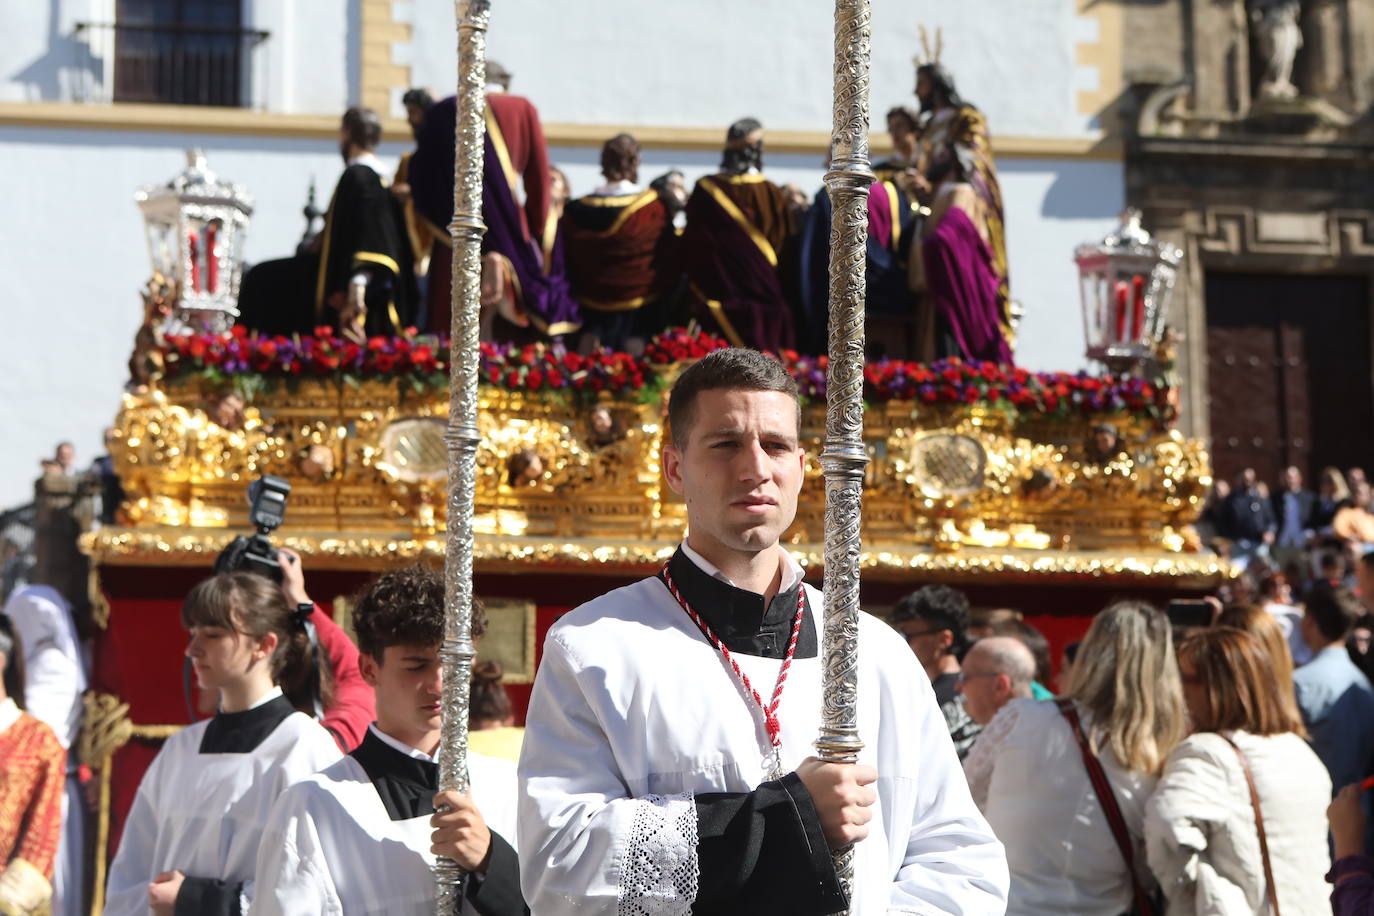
350 729 438 822
199 694 295 754
660 547 818 661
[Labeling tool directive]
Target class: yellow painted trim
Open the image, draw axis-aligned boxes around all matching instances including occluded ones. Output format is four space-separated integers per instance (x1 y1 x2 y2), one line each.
715 173 769 185
573 190 660 238
1074 0 1125 127
353 250 401 276
697 176 778 267
359 0 412 117
0 102 1124 160
421 215 453 249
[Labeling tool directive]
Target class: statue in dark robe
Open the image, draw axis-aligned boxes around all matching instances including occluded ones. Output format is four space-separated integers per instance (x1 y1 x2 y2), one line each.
682 118 796 352
237 107 416 340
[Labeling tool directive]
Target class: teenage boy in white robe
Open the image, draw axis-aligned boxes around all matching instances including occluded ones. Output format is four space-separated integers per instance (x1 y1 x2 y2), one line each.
252 566 525 915
517 348 1008 914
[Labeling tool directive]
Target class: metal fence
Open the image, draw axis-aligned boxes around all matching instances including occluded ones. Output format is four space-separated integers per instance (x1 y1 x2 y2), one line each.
0 503 36 605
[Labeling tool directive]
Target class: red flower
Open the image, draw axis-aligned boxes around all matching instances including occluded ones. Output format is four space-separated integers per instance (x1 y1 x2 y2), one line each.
546 368 563 387
486 366 501 384
962 387 979 403
313 325 334 338
367 336 388 351
919 388 937 404
940 385 959 400
942 368 962 383
526 369 544 389
986 388 1003 401
230 325 248 339
374 353 398 372
670 345 688 361
189 339 208 359
506 370 521 387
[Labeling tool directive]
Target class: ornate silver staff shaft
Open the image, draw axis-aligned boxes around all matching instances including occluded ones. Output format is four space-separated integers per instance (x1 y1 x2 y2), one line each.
815 0 873 908
436 0 490 911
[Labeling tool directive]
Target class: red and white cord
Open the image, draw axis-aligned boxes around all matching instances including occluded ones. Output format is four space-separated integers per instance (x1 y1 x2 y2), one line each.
660 563 804 750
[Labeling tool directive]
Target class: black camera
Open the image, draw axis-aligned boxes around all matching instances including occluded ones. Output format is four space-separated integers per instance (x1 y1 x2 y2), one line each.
214 475 292 581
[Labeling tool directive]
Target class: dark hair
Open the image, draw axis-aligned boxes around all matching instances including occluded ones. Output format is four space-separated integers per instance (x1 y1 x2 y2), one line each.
506 449 541 487
600 133 641 184
470 660 513 727
342 106 383 151
1306 585 1364 643
721 117 764 174
916 63 967 109
990 618 1052 686
353 565 487 660
1178 627 1305 736
1064 640 1081 665
401 88 434 112
885 106 919 133
892 585 971 657
181 572 331 710
1319 550 1346 576
0 614 25 709
667 348 799 450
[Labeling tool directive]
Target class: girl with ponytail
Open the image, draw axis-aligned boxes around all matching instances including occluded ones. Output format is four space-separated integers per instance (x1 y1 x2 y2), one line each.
104 572 342 916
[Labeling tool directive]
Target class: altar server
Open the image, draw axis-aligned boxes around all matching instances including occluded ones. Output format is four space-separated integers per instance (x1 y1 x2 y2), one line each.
104 573 341 916
252 565 524 915
517 348 1008 914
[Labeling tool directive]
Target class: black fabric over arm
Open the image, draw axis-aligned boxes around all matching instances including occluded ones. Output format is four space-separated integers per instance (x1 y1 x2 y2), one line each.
693 772 847 915
174 876 242 916
466 830 529 916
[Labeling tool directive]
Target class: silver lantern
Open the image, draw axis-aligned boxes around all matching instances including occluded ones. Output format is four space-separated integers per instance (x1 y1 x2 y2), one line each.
1075 209 1181 374
136 150 254 333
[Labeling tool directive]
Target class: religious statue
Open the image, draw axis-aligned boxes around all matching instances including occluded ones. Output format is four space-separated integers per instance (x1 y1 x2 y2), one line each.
410 61 581 343
561 134 679 354
909 34 1014 365
237 108 417 340
798 145 923 357
682 118 796 351
1250 0 1303 100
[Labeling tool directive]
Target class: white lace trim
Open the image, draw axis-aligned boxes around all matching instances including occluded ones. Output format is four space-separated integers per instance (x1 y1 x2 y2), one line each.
616 792 699 916
962 698 1023 811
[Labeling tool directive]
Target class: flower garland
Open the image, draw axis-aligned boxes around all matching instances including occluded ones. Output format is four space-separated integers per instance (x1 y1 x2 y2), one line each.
158 327 1173 421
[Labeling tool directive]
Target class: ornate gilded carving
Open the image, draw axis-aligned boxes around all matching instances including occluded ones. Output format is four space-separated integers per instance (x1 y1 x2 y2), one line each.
102 376 1216 563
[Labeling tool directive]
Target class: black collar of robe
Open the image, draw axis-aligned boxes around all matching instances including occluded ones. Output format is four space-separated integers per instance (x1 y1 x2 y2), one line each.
350 729 439 821
661 547 817 660
199 694 295 754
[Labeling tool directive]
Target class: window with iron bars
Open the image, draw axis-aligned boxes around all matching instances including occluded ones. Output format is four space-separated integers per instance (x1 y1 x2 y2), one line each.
102 0 267 108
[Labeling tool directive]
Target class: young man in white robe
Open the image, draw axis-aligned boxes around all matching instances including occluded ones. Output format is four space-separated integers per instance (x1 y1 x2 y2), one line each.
252 566 525 915
517 348 1009 914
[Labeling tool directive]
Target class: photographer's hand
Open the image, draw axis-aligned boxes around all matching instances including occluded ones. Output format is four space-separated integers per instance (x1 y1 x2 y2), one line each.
277 548 312 607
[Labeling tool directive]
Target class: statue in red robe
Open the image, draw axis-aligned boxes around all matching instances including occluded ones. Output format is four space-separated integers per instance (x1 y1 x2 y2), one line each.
561 134 680 353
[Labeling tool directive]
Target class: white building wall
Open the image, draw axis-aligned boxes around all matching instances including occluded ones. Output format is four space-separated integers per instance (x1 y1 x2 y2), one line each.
0 0 1124 508
409 0 1098 136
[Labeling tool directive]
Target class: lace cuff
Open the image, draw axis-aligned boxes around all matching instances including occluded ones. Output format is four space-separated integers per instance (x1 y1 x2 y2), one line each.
962 699 1023 810
616 792 700 916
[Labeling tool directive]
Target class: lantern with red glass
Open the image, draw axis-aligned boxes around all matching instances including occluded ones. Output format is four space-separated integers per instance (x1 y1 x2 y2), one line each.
1075 209 1181 374
136 150 254 333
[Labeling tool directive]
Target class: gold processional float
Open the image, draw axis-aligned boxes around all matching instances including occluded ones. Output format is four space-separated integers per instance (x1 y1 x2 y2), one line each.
72 3 1234 910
